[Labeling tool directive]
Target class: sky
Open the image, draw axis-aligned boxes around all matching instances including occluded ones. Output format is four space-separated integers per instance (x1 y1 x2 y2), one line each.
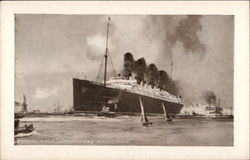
15 14 234 112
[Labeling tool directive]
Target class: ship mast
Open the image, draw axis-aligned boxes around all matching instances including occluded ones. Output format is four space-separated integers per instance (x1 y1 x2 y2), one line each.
104 17 111 87
171 61 173 80
170 60 173 94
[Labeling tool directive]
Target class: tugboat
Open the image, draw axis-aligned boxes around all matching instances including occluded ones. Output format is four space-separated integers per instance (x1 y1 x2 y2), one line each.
97 93 120 118
15 117 34 136
97 105 116 118
139 97 153 126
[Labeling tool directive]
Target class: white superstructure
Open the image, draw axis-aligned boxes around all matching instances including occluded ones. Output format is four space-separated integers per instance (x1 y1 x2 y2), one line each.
105 76 183 104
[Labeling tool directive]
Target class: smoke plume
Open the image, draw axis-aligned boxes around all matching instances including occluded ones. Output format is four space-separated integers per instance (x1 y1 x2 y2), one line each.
203 90 216 106
174 15 206 55
123 52 135 78
147 64 158 88
123 53 178 94
134 58 147 84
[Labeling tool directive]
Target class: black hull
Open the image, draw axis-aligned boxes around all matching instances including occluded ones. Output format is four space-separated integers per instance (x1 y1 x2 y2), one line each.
73 78 183 116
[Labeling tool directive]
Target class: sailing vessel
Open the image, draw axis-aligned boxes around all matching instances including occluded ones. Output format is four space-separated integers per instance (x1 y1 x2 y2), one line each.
73 17 184 116
161 102 172 121
139 97 152 126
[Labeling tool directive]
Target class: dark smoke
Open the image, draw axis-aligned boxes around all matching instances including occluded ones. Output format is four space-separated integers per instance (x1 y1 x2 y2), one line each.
123 52 135 78
203 90 216 106
134 58 147 84
171 80 179 96
147 64 158 88
157 70 168 90
168 15 206 55
123 53 179 95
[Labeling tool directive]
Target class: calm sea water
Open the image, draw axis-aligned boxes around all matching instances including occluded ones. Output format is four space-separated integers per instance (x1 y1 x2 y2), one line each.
16 115 233 146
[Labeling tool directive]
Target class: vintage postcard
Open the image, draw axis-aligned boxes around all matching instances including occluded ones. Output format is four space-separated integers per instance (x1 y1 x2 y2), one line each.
14 14 234 146
1 1 249 160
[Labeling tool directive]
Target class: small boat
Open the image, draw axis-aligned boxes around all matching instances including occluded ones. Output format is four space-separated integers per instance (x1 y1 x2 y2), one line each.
14 119 34 136
97 105 116 118
139 97 152 126
15 124 34 135
161 102 172 121
14 95 35 137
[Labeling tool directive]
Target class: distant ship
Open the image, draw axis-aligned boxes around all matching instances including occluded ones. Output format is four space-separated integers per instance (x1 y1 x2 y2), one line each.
204 99 234 119
73 17 184 117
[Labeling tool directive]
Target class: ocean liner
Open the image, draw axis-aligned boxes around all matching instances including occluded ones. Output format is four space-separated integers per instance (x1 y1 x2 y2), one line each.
73 17 184 116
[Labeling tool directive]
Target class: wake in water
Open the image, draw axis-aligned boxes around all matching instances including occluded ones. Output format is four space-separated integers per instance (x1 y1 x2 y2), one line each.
15 130 38 138
115 115 131 119
21 115 133 122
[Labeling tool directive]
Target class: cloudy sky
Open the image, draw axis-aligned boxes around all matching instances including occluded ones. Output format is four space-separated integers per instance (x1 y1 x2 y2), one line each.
15 14 234 112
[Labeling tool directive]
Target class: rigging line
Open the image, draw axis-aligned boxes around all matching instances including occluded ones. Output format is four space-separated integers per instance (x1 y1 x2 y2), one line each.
107 54 115 77
103 17 111 87
107 51 117 75
96 55 105 80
